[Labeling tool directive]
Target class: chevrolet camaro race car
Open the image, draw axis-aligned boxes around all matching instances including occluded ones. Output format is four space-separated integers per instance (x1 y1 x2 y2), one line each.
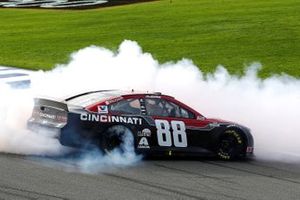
27 90 254 160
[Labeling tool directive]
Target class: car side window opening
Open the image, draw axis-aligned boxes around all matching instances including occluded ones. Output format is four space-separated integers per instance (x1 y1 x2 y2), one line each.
145 98 195 119
180 107 196 119
145 98 167 117
109 98 141 114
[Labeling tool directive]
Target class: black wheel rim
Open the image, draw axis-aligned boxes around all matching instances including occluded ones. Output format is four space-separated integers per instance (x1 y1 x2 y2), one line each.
219 135 238 156
105 133 123 151
102 125 135 154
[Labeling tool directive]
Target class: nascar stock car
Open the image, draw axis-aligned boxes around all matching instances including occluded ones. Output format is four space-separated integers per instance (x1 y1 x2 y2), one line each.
27 90 254 160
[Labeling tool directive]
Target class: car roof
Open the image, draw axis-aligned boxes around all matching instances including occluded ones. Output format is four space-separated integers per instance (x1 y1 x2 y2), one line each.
66 89 174 102
121 92 175 99
65 89 175 107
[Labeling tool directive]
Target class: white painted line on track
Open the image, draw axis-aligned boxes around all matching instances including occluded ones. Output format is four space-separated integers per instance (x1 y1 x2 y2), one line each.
0 75 31 83
0 66 8 70
0 65 34 88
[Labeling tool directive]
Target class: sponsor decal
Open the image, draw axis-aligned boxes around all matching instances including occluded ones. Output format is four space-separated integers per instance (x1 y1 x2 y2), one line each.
137 137 150 149
32 111 67 122
138 128 151 137
226 130 242 144
33 110 56 120
39 112 56 119
218 152 230 160
145 95 161 98
97 105 108 114
197 116 205 120
80 113 142 125
140 105 146 109
56 115 68 123
105 97 123 105
208 122 220 128
139 99 147 114
246 147 254 153
140 106 146 115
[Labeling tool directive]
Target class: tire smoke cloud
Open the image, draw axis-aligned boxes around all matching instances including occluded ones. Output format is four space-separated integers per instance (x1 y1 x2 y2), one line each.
1 40 300 164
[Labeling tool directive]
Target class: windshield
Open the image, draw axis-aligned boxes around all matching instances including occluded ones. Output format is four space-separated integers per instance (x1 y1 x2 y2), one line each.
66 90 122 107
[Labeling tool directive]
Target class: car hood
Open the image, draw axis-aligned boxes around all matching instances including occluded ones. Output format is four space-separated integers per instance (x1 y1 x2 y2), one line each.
205 118 231 124
205 117 251 132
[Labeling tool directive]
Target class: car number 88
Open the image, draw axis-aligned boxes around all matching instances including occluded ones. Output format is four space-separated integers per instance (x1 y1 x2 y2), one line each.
155 120 187 147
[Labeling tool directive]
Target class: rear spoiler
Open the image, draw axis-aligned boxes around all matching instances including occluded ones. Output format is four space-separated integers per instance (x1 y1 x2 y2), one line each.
28 98 69 129
34 98 68 112
65 89 116 101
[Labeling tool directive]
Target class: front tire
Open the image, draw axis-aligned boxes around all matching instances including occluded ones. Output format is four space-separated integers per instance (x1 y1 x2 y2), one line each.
217 129 246 160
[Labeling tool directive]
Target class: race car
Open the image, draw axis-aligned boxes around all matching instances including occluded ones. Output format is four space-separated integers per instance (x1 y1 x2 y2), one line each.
27 90 254 160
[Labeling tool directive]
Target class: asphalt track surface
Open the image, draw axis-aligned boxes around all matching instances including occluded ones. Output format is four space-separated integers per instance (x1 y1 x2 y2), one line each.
1 153 300 200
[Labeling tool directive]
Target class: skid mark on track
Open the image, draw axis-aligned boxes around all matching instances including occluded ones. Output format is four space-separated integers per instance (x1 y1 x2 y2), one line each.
248 160 300 174
103 172 208 200
154 163 235 184
205 161 300 185
0 184 68 200
153 163 247 200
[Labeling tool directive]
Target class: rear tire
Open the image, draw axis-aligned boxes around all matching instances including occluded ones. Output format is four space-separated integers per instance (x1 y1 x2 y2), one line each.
101 125 135 154
217 129 246 160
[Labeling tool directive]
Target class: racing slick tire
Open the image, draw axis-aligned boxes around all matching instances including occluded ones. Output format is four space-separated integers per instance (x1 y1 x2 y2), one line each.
101 125 135 154
217 129 246 160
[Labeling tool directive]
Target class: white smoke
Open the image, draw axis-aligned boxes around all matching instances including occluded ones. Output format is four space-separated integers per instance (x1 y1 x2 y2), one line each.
0 84 64 155
0 40 300 164
73 126 141 173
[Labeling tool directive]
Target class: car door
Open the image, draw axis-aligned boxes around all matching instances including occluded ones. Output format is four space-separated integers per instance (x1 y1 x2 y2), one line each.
144 97 212 153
